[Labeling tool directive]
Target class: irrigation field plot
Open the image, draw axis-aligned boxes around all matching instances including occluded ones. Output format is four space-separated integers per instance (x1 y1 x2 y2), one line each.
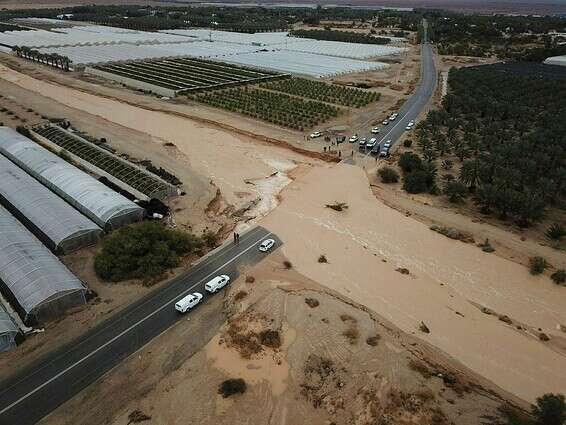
261 78 380 107
33 125 176 199
189 87 342 130
88 57 287 97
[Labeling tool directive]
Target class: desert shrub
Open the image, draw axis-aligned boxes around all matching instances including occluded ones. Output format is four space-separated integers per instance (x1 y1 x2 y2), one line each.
218 378 247 398
234 290 248 301
318 254 328 263
202 230 218 248
283 260 293 269
546 224 566 241
443 180 468 203
478 238 495 253
529 256 548 275
378 166 400 183
94 222 203 282
245 275 255 283
532 393 566 425
551 270 565 285
403 169 430 193
398 152 422 174
127 410 151 424
305 298 319 308
259 329 281 348
403 139 413 148
325 201 348 211
366 335 380 346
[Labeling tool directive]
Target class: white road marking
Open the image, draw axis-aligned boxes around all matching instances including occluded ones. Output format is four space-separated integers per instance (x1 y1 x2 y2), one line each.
0 230 272 414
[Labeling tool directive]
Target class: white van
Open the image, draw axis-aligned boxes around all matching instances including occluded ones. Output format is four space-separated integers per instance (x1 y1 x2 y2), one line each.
175 292 203 313
205 274 230 294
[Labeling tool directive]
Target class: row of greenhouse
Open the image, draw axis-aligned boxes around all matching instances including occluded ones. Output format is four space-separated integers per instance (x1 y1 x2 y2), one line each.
0 127 146 351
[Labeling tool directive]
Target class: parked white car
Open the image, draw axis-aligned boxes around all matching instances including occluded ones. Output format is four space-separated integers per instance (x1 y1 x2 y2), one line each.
259 239 275 252
175 292 203 313
371 127 381 134
383 140 392 149
405 125 413 131
389 113 398 121
382 119 389 125
310 131 322 139
408 120 415 127
205 275 230 293
349 135 359 143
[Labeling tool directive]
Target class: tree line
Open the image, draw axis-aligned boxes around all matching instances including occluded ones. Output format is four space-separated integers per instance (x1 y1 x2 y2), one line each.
400 63 566 227
12 46 71 71
290 29 391 45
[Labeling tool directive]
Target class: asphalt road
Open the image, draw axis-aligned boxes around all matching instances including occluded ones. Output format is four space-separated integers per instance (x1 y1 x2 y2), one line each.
358 20 437 155
0 225 278 425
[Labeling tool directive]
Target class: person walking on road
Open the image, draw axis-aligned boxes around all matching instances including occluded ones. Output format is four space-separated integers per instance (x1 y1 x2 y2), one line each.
233 232 237 244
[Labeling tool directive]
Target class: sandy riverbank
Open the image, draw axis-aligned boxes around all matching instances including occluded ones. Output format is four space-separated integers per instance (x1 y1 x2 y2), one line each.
262 163 566 402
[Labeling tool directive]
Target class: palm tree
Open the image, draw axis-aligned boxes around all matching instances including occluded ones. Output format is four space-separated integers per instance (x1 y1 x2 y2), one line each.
459 158 482 191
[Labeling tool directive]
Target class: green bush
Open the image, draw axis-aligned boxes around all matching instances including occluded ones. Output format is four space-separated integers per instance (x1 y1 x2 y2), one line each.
403 170 430 194
532 393 565 425
398 152 422 174
545 224 566 241
551 270 565 285
378 166 399 183
94 222 203 282
529 256 548 275
443 181 468 203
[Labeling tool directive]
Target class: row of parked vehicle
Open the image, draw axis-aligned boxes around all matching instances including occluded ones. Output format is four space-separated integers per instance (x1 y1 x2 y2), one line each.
174 238 275 314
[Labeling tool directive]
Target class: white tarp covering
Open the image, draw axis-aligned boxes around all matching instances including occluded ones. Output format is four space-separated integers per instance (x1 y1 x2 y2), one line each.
38 41 261 65
220 49 389 77
0 127 144 230
0 25 190 48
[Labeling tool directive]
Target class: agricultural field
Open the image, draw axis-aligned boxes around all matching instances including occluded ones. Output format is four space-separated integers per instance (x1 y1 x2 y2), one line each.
33 125 175 199
189 87 341 130
91 57 285 95
261 78 380 107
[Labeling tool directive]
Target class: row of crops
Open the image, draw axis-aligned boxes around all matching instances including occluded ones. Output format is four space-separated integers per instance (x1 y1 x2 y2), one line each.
34 125 175 199
92 57 285 93
261 78 380 107
189 87 342 130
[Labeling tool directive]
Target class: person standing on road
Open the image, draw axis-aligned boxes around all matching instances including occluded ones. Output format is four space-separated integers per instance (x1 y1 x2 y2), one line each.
233 232 237 244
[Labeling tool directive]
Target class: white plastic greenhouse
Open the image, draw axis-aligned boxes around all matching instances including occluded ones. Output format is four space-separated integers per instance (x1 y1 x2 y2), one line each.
0 25 189 49
544 55 566 67
282 40 408 60
0 128 144 231
0 154 103 254
38 41 261 65
0 206 87 325
0 304 19 352
220 50 389 77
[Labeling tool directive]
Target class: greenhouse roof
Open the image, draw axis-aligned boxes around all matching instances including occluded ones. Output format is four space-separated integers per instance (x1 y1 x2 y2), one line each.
0 304 18 338
0 127 143 230
0 154 103 252
0 206 86 319
221 50 389 77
